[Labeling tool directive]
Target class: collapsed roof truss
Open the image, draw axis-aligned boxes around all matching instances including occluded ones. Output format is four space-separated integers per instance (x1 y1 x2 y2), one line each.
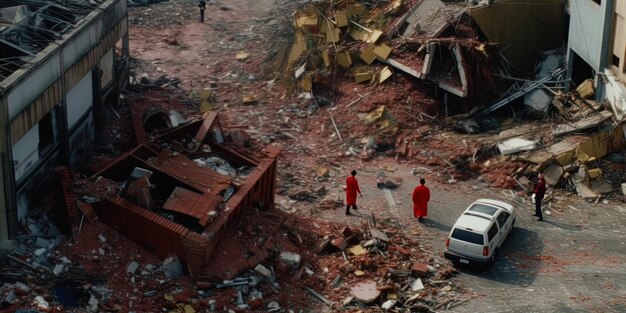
0 0 105 81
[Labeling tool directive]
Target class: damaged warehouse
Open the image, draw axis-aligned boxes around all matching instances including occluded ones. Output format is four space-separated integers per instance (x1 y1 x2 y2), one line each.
0 0 129 241
1 0 626 312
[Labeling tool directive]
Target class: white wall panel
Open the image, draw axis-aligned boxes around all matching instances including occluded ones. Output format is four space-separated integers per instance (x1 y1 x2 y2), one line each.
7 56 61 120
66 72 94 129
100 49 114 87
12 125 39 181
568 0 606 70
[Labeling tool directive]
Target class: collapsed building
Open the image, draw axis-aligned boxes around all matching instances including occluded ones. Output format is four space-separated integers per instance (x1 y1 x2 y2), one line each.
0 0 130 242
267 0 626 200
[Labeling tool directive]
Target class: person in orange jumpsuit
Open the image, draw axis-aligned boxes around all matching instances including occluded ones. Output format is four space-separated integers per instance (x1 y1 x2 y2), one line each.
345 170 362 215
412 178 430 222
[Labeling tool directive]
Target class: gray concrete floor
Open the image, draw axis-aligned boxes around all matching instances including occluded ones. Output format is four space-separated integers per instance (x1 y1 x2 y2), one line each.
333 163 626 312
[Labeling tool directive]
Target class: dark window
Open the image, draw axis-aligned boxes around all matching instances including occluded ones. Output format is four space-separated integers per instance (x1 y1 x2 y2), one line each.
612 54 621 68
468 203 498 216
496 212 510 229
487 224 499 243
592 0 601 5
38 112 55 155
451 229 484 245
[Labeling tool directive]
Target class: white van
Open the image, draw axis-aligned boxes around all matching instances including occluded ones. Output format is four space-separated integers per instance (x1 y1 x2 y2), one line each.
444 199 516 267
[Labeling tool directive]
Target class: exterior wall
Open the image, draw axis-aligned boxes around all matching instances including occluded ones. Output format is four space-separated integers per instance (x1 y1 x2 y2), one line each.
567 0 610 70
610 1 626 79
12 126 39 181
0 0 128 240
66 72 94 130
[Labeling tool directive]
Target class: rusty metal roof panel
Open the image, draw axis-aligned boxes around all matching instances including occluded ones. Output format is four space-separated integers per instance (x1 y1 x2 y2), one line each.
163 187 218 227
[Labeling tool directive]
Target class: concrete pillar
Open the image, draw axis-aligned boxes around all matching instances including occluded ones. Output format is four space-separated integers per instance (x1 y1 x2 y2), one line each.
597 0 616 101
0 96 18 239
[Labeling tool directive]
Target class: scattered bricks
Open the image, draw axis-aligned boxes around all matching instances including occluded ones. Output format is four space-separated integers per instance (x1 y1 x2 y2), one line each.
174 290 198 303
411 263 429 277
391 245 410 257
247 298 264 310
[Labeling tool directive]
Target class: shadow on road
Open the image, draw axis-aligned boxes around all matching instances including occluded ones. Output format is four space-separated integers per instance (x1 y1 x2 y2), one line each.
421 218 451 233
541 219 583 231
455 226 544 286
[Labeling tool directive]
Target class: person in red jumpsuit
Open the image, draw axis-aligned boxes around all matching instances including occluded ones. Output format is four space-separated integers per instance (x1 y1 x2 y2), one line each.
412 178 430 222
345 170 362 215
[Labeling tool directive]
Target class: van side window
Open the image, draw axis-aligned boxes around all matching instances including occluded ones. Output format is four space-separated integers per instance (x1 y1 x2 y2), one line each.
496 212 510 229
487 224 498 242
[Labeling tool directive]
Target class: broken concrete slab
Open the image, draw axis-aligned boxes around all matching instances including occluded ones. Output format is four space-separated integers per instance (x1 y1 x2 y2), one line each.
410 278 425 291
543 163 564 186
279 252 301 269
381 299 398 310
552 110 613 136
350 280 380 304
127 261 139 274
162 256 183 278
254 264 273 280
497 138 537 155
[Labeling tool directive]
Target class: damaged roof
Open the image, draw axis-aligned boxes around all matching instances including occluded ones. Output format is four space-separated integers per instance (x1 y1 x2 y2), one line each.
0 0 106 81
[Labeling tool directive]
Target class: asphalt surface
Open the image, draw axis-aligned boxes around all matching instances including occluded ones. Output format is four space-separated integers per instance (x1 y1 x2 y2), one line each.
352 165 626 313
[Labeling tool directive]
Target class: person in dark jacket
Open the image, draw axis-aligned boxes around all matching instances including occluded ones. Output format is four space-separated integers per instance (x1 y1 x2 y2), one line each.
198 0 206 23
534 171 546 221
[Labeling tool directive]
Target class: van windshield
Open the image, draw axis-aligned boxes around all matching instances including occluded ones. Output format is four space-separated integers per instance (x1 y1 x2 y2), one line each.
451 228 484 245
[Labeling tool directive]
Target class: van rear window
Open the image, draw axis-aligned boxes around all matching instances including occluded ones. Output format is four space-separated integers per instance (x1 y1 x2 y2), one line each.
451 229 484 245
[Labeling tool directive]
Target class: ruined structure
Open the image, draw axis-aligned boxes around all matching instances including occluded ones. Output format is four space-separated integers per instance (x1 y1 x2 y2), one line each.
0 0 130 241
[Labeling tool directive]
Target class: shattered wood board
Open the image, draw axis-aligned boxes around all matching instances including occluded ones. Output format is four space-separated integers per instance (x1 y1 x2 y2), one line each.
576 127 624 163
373 44 392 60
360 46 377 64
195 111 219 143
548 136 589 165
520 150 553 166
369 228 389 242
552 111 613 136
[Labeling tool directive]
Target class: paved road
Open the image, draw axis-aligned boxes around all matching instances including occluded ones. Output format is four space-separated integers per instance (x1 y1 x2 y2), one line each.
353 165 626 312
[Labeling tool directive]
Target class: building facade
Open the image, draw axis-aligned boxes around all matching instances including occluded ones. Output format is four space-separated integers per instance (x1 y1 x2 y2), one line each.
0 0 129 241
567 0 626 119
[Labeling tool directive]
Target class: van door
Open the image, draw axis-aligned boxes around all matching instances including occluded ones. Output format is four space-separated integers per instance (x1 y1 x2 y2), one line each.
495 211 511 246
486 223 500 255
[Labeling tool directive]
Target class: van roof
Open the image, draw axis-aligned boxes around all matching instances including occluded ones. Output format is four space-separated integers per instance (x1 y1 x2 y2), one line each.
454 213 492 232
475 198 514 212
